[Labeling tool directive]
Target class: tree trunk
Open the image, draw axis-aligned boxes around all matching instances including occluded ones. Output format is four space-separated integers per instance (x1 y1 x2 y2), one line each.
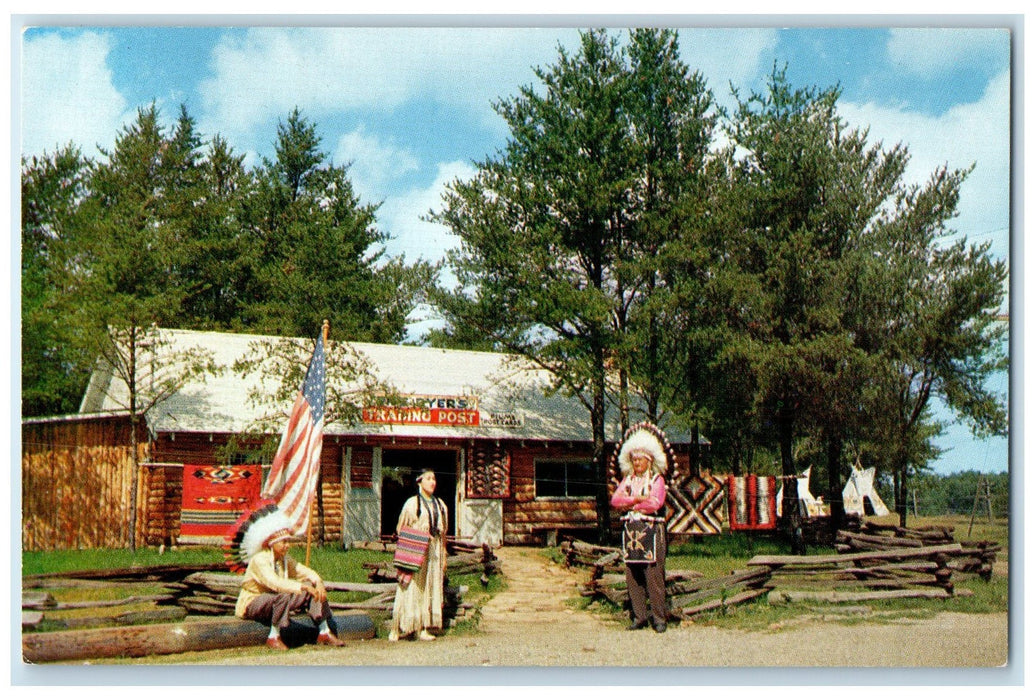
826 434 845 537
22 613 375 663
690 423 701 477
896 457 910 529
777 403 796 527
128 330 139 552
593 343 611 545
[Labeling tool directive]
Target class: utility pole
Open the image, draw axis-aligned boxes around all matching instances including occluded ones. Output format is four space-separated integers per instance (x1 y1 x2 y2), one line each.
967 475 994 537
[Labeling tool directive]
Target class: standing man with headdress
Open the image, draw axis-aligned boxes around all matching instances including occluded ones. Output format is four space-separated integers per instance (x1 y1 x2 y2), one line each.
231 506 346 650
610 422 671 633
388 469 448 642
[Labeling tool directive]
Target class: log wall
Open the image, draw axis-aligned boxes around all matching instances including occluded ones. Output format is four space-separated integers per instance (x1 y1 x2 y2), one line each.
22 415 148 551
26 418 693 550
503 444 599 545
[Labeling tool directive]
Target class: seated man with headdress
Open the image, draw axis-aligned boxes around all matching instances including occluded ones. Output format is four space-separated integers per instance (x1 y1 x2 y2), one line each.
233 509 346 650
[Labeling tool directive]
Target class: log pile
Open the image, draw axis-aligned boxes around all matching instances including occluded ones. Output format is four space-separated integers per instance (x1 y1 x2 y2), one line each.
560 539 623 578
22 563 225 632
836 523 998 581
563 539 770 620
170 572 475 625
749 543 970 606
362 540 501 585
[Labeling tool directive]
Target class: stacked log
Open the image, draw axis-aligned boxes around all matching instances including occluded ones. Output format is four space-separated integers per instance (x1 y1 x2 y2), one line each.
954 541 1001 581
560 540 623 578
836 524 998 582
159 572 475 625
749 543 968 605
563 539 769 620
22 564 223 632
363 542 501 585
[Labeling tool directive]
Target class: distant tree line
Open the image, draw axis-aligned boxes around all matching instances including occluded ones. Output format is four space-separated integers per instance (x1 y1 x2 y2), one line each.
909 470 1010 520
22 29 1007 532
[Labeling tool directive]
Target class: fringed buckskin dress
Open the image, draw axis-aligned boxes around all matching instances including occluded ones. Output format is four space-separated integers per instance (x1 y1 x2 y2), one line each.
390 492 448 637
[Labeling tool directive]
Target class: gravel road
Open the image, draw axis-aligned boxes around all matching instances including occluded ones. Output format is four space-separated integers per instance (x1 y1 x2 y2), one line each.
189 546 1008 668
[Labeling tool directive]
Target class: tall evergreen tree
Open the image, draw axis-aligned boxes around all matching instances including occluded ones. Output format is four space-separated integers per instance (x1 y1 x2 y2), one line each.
849 165 1008 526
57 104 219 549
432 29 716 539
20 144 92 416
243 108 433 342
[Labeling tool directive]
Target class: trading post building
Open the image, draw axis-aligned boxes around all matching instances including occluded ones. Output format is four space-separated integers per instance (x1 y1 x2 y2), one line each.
23 328 709 551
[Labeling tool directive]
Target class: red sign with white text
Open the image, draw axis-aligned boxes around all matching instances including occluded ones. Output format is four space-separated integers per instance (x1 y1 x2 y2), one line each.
362 406 481 427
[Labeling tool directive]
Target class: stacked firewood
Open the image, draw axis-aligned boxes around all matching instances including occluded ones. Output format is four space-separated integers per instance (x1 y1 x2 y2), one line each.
749 542 968 606
361 539 502 585
22 563 228 631
563 539 772 620
560 540 623 578
836 523 998 582
171 572 475 625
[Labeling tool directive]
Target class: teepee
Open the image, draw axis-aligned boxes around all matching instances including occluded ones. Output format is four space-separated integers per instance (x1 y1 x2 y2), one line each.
776 467 828 517
843 463 890 516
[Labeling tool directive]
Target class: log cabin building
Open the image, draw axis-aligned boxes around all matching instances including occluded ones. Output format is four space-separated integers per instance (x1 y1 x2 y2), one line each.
23 328 709 551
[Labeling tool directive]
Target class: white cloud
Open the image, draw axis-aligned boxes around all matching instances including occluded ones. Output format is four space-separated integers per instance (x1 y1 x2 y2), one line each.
679 28 779 107
198 27 581 150
886 28 1008 79
838 68 1010 261
20 31 131 159
333 127 419 203
378 160 477 266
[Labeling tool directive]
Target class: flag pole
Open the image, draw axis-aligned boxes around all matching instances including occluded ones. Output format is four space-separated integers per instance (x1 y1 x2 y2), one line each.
304 319 330 568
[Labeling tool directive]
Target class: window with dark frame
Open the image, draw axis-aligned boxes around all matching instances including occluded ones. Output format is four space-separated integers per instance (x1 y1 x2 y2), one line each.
534 459 596 499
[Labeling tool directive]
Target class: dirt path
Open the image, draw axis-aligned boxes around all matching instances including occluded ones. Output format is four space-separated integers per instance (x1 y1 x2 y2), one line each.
188 546 1007 668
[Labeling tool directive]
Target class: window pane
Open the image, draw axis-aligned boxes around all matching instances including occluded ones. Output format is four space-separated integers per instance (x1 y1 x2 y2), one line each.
566 461 597 498
535 460 596 498
535 461 567 498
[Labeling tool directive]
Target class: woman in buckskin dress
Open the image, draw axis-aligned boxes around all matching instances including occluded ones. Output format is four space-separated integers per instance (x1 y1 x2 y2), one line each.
388 469 448 642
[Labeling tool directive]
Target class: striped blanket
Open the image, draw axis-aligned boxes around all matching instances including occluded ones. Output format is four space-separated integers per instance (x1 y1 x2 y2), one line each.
180 465 262 543
726 475 778 530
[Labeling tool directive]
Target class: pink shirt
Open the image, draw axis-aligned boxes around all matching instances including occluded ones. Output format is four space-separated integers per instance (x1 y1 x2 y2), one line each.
611 473 666 515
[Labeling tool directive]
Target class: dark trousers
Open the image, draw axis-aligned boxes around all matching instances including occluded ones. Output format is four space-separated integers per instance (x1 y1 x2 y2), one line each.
625 532 667 624
244 592 332 633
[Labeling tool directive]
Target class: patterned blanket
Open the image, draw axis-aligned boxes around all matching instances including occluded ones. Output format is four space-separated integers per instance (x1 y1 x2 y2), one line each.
667 472 726 536
726 475 778 530
180 465 262 542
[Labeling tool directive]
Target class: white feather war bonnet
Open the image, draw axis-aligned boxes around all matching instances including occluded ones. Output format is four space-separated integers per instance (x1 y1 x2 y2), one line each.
615 422 673 478
225 501 295 572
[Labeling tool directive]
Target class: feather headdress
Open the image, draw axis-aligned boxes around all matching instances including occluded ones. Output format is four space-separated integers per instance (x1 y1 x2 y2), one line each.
224 501 294 572
614 422 673 477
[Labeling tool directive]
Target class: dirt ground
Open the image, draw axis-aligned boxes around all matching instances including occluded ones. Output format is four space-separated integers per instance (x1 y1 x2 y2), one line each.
183 546 1008 669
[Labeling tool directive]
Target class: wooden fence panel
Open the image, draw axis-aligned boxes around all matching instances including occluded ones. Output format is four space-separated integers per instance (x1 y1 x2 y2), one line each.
22 416 148 551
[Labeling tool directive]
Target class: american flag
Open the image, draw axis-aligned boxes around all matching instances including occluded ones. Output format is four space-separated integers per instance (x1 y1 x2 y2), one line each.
261 333 327 534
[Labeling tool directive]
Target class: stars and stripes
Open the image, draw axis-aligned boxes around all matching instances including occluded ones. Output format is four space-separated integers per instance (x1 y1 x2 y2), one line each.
261 333 327 535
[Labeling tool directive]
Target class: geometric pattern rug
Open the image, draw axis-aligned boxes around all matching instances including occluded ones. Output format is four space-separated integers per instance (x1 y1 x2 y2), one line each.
180 464 261 542
667 472 726 536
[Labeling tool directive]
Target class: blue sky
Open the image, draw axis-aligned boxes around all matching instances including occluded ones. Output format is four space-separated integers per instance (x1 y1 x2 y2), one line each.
15 18 1014 476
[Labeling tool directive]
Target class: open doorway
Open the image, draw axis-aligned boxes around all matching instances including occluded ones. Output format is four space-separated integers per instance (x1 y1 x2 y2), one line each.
380 448 458 537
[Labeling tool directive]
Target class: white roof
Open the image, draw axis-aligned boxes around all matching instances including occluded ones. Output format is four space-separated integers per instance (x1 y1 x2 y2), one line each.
80 328 687 443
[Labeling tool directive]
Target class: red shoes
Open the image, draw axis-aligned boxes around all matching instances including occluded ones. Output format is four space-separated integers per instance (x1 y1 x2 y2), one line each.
317 632 346 647
266 637 289 651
